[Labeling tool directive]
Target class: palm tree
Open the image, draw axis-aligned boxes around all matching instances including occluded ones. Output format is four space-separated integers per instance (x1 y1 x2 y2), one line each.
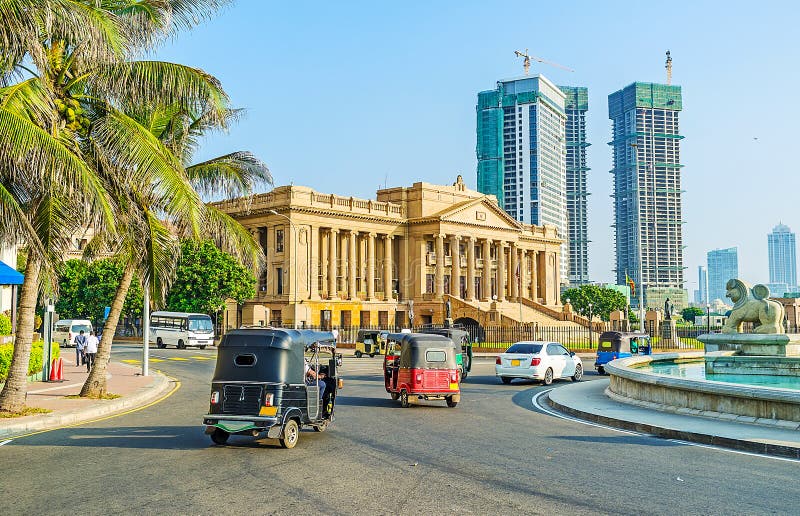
0 0 231 412
79 103 271 397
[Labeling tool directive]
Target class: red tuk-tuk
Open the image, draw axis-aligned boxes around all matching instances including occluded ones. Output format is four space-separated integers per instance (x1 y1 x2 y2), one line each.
383 333 460 408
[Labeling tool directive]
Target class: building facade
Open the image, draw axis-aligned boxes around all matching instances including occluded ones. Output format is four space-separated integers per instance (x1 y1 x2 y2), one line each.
560 86 590 286
477 75 569 283
768 223 796 290
707 247 738 303
214 178 564 330
608 82 684 309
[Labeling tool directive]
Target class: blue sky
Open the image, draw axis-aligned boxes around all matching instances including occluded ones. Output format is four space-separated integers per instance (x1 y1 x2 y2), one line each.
151 0 800 291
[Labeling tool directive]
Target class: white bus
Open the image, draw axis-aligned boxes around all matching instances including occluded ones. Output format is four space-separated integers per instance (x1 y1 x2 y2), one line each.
149 311 214 349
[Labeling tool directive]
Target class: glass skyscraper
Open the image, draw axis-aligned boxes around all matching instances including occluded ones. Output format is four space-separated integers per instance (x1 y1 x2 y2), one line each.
695 265 708 305
476 75 573 283
768 223 796 289
608 82 684 308
707 247 738 304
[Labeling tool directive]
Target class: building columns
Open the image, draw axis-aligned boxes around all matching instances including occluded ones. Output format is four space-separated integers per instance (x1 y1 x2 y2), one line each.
497 241 507 302
348 230 357 299
510 243 519 301
328 228 338 298
466 237 476 301
435 233 445 299
384 235 394 301
481 238 491 301
366 232 376 301
449 234 460 296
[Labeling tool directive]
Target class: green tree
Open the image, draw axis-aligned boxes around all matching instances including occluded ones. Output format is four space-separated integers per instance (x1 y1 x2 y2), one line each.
561 285 628 322
55 259 89 319
82 259 144 325
681 306 705 323
166 240 255 315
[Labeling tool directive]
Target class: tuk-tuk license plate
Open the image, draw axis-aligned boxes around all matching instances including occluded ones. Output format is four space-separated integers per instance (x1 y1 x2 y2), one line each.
217 420 255 433
511 359 520 366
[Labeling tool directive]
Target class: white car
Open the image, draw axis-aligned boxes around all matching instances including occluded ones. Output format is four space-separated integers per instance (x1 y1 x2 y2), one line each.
495 341 583 385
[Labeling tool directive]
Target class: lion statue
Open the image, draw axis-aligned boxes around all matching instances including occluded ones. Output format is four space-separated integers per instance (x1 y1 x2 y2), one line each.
721 279 785 334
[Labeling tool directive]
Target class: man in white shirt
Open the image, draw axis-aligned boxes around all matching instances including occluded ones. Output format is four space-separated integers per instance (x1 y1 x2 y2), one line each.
84 331 99 372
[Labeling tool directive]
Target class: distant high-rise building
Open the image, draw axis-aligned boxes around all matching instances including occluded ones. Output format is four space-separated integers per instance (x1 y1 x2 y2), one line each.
559 86 590 286
707 247 738 303
695 265 708 304
477 75 569 282
608 82 684 308
768 223 797 289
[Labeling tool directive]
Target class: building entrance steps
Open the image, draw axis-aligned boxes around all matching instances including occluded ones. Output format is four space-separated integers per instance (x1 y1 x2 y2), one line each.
447 295 584 327
546 378 800 460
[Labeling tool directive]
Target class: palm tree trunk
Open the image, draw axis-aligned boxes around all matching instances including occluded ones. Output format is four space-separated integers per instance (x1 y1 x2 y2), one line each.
80 261 135 397
0 257 41 413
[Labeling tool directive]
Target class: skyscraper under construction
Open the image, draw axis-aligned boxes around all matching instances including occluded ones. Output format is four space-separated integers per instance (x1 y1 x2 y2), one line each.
608 82 684 308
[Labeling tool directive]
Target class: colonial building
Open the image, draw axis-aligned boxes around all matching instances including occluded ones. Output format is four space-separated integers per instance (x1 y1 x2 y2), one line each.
214 177 573 330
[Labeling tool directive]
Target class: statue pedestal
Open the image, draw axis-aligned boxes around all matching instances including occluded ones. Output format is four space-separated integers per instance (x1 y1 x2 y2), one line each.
660 319 681 347
699 333 800 357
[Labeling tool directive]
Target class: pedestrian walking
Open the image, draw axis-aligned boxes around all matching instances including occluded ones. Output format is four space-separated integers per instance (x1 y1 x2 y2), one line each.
74 330 87 368
84 330 99 372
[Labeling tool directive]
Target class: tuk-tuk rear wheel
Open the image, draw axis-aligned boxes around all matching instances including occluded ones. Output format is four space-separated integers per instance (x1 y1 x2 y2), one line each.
210 428 229 445
446 396 458 408
369 353 375 358
280 419 300 449
400 390 410 408
355 350 362 358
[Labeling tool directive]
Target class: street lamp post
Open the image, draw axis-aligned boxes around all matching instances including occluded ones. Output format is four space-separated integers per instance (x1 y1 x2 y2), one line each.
587 302 593 349
706 303 711 334
269 210 298 329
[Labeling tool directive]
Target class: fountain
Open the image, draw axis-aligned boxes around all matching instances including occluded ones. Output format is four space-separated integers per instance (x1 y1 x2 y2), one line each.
605 279 800 425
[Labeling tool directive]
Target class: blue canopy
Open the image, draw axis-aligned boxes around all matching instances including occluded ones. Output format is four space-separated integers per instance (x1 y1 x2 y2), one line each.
0 260 23 285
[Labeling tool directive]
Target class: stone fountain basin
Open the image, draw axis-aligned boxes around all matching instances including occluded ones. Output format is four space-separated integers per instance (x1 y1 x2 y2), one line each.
605 352 800 424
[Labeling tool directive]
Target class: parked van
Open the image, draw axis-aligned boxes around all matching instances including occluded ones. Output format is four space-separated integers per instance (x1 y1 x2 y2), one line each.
150 311 214 349
52 319 93 347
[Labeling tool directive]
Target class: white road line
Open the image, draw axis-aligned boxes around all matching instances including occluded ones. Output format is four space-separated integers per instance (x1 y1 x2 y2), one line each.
531 389 800 464
0 439 12 446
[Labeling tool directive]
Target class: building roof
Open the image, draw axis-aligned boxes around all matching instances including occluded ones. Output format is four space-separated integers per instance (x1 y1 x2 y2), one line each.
0 260 23 285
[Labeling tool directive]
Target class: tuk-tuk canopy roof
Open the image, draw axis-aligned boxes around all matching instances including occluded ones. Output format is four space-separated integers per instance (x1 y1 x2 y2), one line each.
387 333 458 369
213 328 335 384
598 331 649 353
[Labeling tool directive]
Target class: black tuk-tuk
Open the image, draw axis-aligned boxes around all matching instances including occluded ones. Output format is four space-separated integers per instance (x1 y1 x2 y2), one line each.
595 331 652 374
203 328 342 448
419 327 473 381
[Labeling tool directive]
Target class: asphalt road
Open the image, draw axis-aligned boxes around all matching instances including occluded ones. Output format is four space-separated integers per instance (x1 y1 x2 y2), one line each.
1 345 797 515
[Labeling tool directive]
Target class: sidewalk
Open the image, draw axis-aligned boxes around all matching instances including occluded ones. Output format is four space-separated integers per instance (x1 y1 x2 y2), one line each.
547 379 800 460
0 356 170 439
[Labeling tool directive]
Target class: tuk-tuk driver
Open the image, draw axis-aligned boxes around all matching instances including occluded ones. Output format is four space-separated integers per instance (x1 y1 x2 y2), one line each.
305 360 326 400
631 337 639 354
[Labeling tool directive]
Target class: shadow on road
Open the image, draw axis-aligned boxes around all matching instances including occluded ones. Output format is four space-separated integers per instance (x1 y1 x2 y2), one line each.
554 434 682 447
335 395 399 408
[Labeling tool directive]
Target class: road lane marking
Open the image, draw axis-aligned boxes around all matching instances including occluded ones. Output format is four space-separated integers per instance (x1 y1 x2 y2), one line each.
531 389 800 463
0 440 11 447
2 374 181 442
189 356 213 360
167 357 189 361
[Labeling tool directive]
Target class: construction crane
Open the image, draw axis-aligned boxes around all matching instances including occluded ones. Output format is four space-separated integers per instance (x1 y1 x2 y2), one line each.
513 49 574 75
665 50 673 85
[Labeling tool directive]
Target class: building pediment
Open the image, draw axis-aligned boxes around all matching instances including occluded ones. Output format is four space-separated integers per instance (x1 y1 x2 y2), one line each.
431 197 523 231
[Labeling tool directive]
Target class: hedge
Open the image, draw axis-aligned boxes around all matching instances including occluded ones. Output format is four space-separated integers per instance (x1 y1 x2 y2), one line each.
0 314 10 336
0 342 61 382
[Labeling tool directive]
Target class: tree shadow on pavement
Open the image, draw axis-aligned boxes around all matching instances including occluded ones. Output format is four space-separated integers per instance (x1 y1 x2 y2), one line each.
16 426 212 450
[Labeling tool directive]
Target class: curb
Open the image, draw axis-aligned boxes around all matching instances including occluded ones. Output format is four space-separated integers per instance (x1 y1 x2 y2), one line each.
545 391 800 461
0 367 172 439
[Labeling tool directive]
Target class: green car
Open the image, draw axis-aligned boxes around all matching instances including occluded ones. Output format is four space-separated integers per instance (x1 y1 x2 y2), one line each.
420 327 473 381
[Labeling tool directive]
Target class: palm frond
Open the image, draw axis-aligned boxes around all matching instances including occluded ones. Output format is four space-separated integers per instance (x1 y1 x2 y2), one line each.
91 107 203 238
84 61 229 123
200 205 265 272
0 180 46 258
187 151 272 199
141 208 180 303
